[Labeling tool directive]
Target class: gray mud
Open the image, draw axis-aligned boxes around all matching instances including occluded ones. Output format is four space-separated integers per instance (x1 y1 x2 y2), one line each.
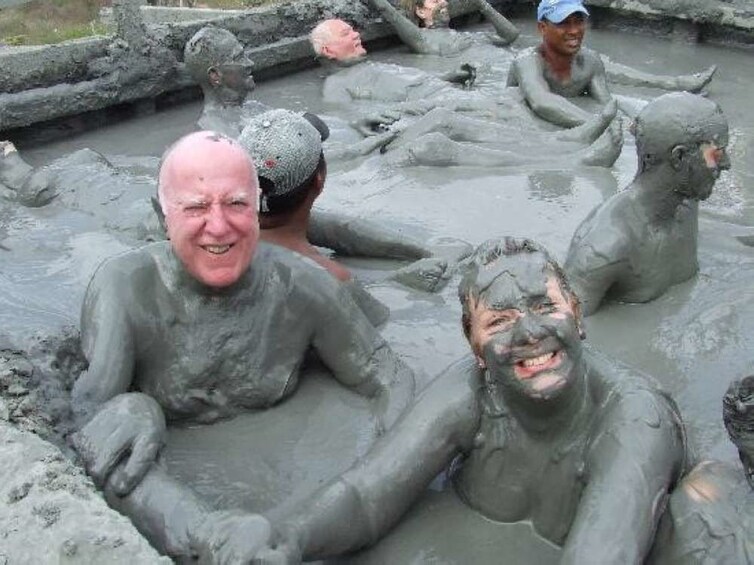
2 16 754 562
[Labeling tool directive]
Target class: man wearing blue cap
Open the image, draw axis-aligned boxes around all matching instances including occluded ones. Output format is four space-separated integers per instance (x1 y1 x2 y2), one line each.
507 0 613 128
507 0 715 128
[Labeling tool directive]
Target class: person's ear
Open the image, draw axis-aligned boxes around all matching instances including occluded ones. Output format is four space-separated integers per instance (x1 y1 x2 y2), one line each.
320 44 335 60
416 6 430 23
670 144 688 171
570 294 586 340
314 169 326 196
537 21 547 35
208 66 222 86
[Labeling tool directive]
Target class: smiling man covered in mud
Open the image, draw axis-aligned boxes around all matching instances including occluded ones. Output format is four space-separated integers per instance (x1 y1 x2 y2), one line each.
249 238 686 564
69 131 415 560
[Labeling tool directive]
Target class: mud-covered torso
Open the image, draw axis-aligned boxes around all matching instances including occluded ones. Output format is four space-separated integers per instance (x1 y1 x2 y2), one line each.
453 373 592 545
454 348 684 547
97 242 358 422
612 200 699 302
322 61 455 105
509 47 600 99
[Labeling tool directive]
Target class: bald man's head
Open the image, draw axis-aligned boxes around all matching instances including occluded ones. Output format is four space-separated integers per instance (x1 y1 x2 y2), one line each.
310 19 366 62
158 131 260 288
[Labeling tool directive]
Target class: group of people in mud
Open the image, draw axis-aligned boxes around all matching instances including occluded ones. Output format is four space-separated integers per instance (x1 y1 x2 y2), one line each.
2 0 752 563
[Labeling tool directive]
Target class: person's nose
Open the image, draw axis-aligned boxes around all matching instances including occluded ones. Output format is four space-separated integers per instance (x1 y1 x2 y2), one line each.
203 204 232 237
511 313 548 345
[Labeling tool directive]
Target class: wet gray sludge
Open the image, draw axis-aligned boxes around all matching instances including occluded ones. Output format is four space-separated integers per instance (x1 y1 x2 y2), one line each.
1 2 754 563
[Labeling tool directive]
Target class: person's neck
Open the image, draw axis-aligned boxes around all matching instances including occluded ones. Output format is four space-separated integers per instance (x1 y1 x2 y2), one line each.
201 86 243 110
539 43 575 82
505 359 593 437
260 208 312 253
168 245 252 299
632 166 688 223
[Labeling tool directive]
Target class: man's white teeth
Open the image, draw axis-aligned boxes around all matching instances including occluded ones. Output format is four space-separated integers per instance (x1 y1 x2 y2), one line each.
205 245 231 254
522 352 555 367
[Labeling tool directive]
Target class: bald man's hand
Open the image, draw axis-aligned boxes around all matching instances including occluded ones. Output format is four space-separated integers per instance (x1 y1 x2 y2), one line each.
72 392 166 496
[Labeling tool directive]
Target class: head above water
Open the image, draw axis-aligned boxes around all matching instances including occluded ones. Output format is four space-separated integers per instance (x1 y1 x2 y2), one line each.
400 0 450 29
184 26 255 103
723 375 754 488
634 92 730 200
158 131 260 289
239 109 329 218
537 0 588 58
310 19 367 63
459 238 585 404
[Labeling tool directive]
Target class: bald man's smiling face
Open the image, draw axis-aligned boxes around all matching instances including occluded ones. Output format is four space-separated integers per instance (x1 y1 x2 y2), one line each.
160 133 259 288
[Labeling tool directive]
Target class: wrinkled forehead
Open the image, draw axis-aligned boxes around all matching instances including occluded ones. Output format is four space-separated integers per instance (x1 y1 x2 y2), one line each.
476 253 553 310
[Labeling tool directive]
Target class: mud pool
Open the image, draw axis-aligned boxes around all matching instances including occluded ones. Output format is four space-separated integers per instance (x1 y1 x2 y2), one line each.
3 16 754 562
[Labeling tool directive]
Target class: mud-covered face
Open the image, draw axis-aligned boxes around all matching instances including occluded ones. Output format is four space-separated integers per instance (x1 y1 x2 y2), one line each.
674 121 730 201
210 40 255 102
467 253 584 402
416 0 450 29
538 13 586 57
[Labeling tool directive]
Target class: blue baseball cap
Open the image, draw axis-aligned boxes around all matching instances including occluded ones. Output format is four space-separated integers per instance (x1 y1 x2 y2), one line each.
537 0 589 23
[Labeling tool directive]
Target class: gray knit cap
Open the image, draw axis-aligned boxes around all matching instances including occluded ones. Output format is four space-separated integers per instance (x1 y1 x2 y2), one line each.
239 109 328 211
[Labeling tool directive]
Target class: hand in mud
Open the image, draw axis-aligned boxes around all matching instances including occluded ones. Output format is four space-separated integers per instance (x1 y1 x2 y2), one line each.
391 257 453 293
352 109 403 137
443 63 477 89
192 511 300 565
72 392 166 496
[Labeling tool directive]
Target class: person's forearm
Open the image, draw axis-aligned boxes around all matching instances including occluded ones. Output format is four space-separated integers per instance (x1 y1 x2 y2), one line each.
528 93 593 128
355 342 416 430
309 210 432 259
367 0 428 53
476 0 518 44
272 478 376 560
105 463 211 560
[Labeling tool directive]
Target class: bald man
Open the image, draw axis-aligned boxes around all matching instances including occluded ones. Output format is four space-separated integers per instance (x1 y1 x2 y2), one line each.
71 131 415 559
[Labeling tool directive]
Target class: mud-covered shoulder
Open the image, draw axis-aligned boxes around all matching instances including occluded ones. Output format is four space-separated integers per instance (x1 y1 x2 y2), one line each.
255 241 349 307
507 46 539 86
584 343 688 474
411 355 483 449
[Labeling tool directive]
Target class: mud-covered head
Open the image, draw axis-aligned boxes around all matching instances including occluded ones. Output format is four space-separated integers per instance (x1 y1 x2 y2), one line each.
238 109 329 218
184 26 255 103
400 0 450 28
158 131 259 289
723 375 754 488
459 238 585 403
310 19 366 63
634 92 730 200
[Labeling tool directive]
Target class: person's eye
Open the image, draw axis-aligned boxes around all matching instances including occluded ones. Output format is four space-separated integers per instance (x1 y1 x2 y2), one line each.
533 301 557 314
183 204 206 215
489 313 516 328
229 200 249 210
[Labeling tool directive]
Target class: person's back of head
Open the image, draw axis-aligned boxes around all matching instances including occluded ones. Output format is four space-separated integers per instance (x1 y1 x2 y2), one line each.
238 109 329 225
185 26 240 84
723 375 754 488
633 92 726 173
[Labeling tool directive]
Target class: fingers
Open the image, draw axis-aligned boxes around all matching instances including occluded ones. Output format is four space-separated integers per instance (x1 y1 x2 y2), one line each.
108 432 162 495
83 427 131 488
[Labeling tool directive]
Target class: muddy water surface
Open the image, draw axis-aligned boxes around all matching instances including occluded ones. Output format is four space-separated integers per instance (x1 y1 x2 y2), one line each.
6 17 754 562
